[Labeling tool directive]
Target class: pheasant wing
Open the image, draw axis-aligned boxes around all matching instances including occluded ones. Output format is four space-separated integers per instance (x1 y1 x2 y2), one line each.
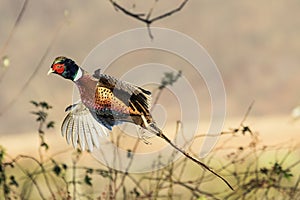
61 102 109 151
96 73 152 116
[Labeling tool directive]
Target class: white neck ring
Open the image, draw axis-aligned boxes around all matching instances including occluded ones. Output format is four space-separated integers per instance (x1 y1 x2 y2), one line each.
73 68 82 81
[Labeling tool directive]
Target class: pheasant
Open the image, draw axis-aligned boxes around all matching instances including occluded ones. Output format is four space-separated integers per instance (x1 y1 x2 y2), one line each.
48 56 233 190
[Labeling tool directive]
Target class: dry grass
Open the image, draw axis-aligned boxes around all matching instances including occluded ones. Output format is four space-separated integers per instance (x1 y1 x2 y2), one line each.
0 100 300 199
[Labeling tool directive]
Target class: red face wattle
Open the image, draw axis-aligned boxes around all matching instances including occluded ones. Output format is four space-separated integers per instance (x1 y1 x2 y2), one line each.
49 56 79 81
52 63 65 74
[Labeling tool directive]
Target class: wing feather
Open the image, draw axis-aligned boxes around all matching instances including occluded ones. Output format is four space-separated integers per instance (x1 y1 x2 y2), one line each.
86 115 100 149
97 74 152 115
60 102 109 151
72 115 79 149
77 115 85 151
66 116 73 144
61 114 70 137
83 115 93 151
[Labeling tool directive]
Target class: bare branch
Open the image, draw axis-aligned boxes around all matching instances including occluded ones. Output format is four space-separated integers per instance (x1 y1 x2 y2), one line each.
109 0 150 24
150 0 189 23
109 0 190 38
240 100 255 126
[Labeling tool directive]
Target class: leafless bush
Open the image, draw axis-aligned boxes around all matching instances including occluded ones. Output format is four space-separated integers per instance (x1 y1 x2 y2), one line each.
0 76 299 199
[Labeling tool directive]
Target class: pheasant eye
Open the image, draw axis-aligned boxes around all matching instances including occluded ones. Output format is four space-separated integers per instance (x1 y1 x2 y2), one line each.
52 63 65 74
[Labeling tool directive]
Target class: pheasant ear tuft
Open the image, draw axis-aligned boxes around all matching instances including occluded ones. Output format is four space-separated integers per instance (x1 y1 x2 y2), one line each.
93 69 102 79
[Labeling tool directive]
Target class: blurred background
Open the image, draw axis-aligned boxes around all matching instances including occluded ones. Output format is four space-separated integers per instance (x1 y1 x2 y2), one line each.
0 0 300 155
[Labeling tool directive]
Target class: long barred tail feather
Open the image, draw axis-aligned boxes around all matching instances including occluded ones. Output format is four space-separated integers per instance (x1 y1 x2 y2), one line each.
148 123 234 191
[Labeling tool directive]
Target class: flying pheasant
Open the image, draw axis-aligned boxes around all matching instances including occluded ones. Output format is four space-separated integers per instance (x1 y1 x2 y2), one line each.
48 56 159 148
48 56 233 190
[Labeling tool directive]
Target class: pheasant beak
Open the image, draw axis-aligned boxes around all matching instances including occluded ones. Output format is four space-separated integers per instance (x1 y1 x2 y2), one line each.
47 68 54 75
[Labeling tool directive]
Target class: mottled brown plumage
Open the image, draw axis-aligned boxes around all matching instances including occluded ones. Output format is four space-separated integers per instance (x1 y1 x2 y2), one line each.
73 68 153 130
48 56 155 136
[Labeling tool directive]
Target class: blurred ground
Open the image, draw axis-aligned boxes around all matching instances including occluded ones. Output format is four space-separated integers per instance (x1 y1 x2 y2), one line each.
2 116 300 158
0 0 300 153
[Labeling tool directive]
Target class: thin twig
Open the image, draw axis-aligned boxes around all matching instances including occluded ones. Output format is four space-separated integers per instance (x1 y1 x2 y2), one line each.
0 0 28 81
109 0 189 38
115 136 141 194
240 100 255 126
6 155 47 200
150 0 189 23
72 159 77 200
0 22 64 117
155 129 234 190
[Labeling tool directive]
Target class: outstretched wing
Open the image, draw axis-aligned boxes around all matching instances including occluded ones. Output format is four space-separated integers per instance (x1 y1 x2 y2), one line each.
61 102 109 151
96 73 152 116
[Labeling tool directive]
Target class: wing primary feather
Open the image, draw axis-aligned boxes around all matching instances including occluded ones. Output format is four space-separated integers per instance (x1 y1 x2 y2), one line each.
77 116 85 151
61 114 70 137
61 101 111 151
72 116 79 149
83 115 93 151
91 117 106 137
86 115 100 149
99 123 109 137
66 115 74 144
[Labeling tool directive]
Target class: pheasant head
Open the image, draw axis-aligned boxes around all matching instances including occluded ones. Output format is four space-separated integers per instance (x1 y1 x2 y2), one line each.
48 56 82 81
